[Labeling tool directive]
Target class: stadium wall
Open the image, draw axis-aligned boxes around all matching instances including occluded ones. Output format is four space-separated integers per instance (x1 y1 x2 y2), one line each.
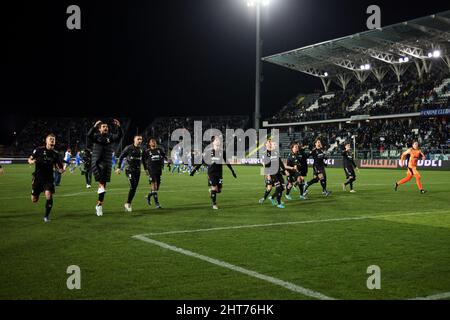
239 158 450 171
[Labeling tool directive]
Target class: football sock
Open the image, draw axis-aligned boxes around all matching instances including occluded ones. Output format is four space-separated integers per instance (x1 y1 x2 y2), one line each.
45 198 53 218
210 190 217 205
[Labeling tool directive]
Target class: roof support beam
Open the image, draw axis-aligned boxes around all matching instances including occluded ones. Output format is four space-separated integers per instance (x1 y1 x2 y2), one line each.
321 78 331 93
335 73 352 91
390 63 409 82
371 67 388 82
354 70 370 83
414 59 432 79
442 55 450 71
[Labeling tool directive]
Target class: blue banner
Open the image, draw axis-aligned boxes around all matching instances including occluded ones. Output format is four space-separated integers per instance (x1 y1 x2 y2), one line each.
420 108 450 117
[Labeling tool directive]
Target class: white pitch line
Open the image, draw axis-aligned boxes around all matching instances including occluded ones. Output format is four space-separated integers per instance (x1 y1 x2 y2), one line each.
410 291 450 300
136 210 448 237
133 234 335 300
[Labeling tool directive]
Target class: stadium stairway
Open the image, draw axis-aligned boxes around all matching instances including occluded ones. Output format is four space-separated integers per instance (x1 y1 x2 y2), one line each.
349 89 377 112
436 78 450 98
306 93 335 112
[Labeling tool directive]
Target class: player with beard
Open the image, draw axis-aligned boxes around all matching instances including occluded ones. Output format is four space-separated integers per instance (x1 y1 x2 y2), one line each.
116 135 144 212
28 134 65 222
87 119 123 216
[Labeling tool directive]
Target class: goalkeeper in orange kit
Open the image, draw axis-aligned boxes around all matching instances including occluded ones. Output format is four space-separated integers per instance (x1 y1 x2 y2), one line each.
395 141 427 194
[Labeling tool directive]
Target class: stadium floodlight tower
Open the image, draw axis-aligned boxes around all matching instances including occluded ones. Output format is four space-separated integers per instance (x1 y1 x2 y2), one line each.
247 0 270 130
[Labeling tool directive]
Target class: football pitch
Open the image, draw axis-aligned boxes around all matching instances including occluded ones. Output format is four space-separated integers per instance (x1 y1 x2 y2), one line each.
0 164 449 300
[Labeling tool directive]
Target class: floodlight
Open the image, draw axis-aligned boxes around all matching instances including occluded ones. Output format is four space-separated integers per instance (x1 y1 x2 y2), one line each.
432 50 441 58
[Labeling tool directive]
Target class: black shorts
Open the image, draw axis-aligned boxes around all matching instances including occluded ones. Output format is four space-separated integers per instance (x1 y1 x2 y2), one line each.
313 166 326 176
31 177 55 197
299 166 308 177
208 175 223 187
287 171 301 183
265 173 284 188
148 174 161 186
344 167 356 179
126 170 141 189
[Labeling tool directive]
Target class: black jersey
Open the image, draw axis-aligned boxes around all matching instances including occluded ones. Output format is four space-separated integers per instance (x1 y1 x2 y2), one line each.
310 148 328 170
143 148 166 175
298 149 309 169
342 150 357 169
81 150 92 169
119 144 144 172
261 149 286 176
205 149 228 176
286 152 300 173
30 146 63 181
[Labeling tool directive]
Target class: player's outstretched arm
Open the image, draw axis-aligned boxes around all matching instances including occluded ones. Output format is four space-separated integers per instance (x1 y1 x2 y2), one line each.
189 164 201 176
116 146 130 173
112 123 124 143
226 163 237 178
87 121 101 140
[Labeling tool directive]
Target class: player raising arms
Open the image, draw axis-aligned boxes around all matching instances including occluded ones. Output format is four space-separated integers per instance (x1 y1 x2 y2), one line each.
304 138 331 197
342 143 359 193
28 134 65 222
190 136 237 210
395 141 427 194
116 135 144 212
143 138 166 209
88 119 123 216
259 138 287 209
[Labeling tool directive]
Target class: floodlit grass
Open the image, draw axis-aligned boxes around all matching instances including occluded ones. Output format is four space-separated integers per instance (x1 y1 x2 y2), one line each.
0 164 449 299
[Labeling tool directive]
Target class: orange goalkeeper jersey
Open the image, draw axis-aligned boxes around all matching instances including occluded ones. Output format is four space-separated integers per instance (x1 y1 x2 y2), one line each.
400 148 425 169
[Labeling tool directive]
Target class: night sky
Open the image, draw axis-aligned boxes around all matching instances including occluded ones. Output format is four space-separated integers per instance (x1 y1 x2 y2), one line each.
1 0 449 144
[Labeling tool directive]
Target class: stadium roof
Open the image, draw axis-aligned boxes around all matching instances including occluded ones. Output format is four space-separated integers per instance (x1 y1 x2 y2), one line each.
263 10 450 86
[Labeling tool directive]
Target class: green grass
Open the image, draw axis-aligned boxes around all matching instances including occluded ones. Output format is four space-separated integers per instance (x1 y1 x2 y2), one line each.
0 164 449 300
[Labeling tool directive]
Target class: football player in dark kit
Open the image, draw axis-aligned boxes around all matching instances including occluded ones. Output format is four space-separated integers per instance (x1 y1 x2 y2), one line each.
296 142 309 199
304 139 332 197
87 119 123 216
116 135 144 212
342 143 359 193
190 136 237 210
143 138 166 209
259 138 287 209
284 142 302 201
28 134 65 222
80 148 93 188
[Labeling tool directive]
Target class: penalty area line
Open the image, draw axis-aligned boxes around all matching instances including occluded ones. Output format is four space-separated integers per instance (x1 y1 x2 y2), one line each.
132 234 335 300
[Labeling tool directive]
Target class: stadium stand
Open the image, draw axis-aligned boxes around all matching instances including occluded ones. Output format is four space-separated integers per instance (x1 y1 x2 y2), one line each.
263 11 450 160
144 115 250 151
3 117 130 157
